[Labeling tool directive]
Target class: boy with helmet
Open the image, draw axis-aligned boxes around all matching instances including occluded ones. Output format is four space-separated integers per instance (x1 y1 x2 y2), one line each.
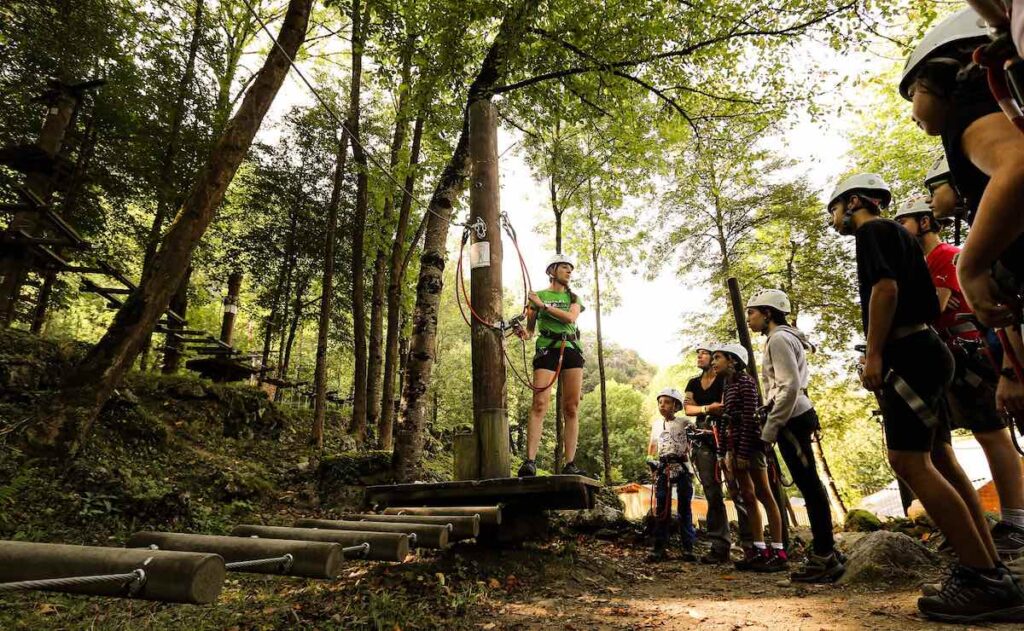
517 254 588 477
827 172 1021 622
683 343 748 564
711 343 787 572
646 387 697 562
901 7 1024 331
901 6 1024 422
896 191 1024 562
745 289 843 583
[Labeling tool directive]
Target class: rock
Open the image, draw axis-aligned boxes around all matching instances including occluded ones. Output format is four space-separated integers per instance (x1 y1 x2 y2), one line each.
168 379 207 400
837 530 941 586
562 487 628 533
844 508 882 532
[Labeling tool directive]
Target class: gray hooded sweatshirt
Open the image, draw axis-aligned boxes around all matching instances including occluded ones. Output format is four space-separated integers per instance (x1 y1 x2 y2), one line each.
760 325 814 443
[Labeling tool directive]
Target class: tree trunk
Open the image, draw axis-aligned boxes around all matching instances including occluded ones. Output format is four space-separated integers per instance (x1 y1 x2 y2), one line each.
812 431 848 516
278 274 309 399
587 184 612 484
139 0 205 367
219 270 243 345
378 79 422 451
162 266 192 374
312 123 352 450
23 0 314 457
347 0 371 443
392 0 542 482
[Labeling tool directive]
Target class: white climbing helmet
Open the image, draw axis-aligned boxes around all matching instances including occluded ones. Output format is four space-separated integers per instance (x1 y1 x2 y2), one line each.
826 173 893 211
656 387 685 411
746 288 791 315
924 154 951 189
893 195 934 221
899 7 990 100
694 341 716 353
545 253 575 275
713 343 750 367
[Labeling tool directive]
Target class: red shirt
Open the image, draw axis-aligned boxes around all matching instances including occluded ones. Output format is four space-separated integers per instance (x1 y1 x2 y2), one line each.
926 242 980 340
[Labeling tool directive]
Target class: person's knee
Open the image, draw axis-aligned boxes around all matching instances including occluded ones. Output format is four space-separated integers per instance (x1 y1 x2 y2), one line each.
888 450 926 481
563 400 580 418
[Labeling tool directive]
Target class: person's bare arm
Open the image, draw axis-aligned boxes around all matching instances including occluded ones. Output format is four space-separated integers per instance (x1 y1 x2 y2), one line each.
936 287 954 313
966 0 1010 30
958 113 1024 326
862 279 898 390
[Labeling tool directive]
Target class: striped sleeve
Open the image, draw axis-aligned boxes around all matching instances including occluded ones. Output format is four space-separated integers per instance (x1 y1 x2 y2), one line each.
736 375 762 459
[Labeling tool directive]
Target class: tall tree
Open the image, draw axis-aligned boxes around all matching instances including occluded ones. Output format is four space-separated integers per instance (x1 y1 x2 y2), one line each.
347 0 371 443
24 0 315 457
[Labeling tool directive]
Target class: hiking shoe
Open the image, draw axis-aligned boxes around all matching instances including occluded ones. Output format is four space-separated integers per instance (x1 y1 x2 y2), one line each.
646 548 668 563
680 547 698 563
992 521 1024 561
790 551 845 583
755 548 788 573
517 459 537 477
734 547 761 571
701 549 730 565
561 461 587 477
917 564 1024 623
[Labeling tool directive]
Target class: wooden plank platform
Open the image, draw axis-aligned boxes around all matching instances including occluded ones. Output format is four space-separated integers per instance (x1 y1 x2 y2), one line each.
364 475 601 512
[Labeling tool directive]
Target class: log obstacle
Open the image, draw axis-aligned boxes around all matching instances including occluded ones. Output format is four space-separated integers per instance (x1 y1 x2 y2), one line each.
383 506 502 526
126 532 344 579
293 519 449 549
0 541 224 603
342 514 481 541
231 525 410 562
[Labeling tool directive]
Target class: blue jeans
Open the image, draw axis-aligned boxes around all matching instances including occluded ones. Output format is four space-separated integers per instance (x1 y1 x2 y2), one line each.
653 470 695 550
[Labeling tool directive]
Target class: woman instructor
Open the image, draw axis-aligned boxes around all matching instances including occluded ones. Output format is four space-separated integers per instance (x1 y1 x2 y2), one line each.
516 254 587 477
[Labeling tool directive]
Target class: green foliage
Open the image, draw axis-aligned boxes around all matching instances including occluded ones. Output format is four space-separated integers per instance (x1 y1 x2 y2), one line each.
574 380 649 482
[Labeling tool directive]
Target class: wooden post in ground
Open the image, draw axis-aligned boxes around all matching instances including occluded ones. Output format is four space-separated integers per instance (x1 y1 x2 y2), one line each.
219 271 243 345
468 99 508 480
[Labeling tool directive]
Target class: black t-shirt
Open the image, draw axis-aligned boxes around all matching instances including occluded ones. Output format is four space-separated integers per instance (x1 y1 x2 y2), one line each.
855 218 939 336
941 76 1024 278
685 374 723 436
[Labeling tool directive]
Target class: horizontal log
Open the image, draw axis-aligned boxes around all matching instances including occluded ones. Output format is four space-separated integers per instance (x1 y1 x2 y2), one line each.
0 540 224 603
366 475 599 512
230 525 409 562
126 532 343 579
342 514 480 541
293 519 449 549
383 506 502 526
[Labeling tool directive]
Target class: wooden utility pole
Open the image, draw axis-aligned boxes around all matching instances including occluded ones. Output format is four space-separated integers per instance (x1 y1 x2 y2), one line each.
468 99 508 479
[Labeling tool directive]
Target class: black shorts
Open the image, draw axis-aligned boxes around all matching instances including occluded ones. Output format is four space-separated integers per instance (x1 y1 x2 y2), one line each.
945 380 1006 434
879 329 954 452
533 345 584 371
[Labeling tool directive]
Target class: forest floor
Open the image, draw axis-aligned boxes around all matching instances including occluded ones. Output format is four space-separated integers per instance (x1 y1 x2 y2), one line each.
0 329 985 630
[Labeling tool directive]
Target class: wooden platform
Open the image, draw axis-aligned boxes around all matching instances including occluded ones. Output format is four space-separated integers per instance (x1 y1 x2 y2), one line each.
364 475 602 512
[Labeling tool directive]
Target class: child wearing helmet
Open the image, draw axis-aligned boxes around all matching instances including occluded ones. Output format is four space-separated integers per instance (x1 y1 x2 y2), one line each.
745 289 842 583
711 343 786 573
901 8 1024 332
894 192 1024 563
826 169 1021 622
646 388 696 562
516 253 588 477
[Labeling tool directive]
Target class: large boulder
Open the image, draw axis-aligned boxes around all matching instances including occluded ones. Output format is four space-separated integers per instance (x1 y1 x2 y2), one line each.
838 530 941 586
561 485 628 533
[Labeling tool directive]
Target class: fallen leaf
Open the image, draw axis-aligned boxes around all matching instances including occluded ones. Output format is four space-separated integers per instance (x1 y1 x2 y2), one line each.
488 577 501 589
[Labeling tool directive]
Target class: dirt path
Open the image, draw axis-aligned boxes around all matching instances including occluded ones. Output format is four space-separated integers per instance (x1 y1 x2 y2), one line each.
467 540 978 631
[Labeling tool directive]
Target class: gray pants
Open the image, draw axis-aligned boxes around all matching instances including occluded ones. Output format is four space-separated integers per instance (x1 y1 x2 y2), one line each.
692 443 750 553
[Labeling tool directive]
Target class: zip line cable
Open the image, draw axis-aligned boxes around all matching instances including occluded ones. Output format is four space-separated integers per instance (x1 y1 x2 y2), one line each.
238 0 465 230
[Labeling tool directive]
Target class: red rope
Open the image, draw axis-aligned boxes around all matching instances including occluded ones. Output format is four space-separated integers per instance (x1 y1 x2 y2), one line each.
975 43 1024 135
454 223 565 394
